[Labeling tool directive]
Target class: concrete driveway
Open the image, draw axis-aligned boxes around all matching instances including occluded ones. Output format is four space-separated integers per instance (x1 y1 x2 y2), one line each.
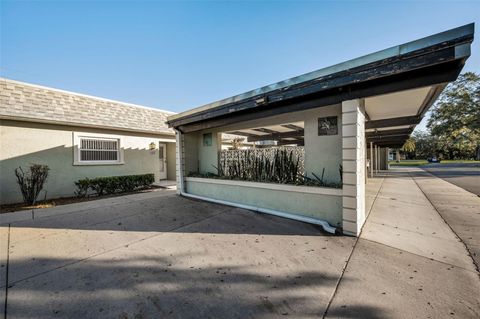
0 190 354 319
2 171 480 319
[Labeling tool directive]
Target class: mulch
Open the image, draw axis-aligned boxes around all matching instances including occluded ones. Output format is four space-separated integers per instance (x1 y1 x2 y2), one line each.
0 186 162 214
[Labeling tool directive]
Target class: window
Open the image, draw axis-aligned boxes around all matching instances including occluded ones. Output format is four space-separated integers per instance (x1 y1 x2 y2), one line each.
79 138 119 162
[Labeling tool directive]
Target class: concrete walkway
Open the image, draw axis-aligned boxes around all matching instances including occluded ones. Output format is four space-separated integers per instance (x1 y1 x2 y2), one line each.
326 168 480 318
412 168 480 269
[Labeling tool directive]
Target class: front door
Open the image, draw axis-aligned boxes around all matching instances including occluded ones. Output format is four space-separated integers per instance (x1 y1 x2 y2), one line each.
158 143 167 180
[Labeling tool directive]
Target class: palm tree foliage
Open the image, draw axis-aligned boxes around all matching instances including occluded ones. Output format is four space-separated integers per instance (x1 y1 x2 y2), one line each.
402 138 416 153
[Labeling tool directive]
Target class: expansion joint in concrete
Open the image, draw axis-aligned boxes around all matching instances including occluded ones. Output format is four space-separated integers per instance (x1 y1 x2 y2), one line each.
3 224 11 319
322 235 359 319
410 170 480 275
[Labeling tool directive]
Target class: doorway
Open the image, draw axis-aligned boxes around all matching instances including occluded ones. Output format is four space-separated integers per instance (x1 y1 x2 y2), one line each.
159 142 167 180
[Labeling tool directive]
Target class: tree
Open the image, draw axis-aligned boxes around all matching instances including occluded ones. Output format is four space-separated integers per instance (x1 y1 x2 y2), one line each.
412 131 440 159
428 72 480 159
402 138 416 158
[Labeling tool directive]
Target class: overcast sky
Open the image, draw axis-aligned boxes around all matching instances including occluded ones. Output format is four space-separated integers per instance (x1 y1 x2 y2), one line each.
1 1 479 131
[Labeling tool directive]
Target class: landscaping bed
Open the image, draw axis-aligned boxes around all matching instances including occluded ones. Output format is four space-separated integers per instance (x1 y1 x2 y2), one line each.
0 185 161 214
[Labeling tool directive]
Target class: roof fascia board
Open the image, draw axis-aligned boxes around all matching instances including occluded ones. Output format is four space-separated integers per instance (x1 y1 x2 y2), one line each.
0 115 175 136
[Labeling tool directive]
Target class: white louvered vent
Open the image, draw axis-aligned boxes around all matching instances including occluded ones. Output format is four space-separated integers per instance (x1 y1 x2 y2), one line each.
79 138 119 162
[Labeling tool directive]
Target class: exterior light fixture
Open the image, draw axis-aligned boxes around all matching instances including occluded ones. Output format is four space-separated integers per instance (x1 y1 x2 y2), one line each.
149 142 156 150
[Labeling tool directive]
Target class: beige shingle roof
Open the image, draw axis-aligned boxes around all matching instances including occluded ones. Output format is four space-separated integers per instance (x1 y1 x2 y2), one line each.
0 78 175 135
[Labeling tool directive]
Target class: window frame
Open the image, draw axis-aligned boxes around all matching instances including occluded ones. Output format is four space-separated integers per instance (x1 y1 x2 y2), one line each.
73 132 124 165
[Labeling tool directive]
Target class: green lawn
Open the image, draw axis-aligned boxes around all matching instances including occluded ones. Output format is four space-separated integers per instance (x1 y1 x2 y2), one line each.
440 159 480 163
389 159 480 166
388 160 429 166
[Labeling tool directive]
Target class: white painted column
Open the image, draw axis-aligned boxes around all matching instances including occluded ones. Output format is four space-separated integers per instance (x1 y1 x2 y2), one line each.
386 147 390 170
369 142 374 178
377 146 382 173
175 129 185 194
342 99 366 236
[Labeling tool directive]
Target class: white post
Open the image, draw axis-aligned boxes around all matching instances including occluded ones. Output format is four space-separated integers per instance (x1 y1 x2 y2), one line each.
175 129 185 194
342 99 366 236
370 142 373 178
386 147 390 170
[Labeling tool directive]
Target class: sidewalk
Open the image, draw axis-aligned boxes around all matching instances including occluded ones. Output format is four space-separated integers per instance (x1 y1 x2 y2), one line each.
412 168 480 270
326 168 480 318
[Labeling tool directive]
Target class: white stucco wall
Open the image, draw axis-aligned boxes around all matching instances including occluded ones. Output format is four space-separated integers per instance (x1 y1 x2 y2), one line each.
186 178 343 226
183 132 199 175
198 131 221 174
304 104 342 184
0 120 176 204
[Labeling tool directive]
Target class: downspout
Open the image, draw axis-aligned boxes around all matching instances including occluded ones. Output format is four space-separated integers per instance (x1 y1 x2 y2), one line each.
174 129 338 235
180 191 338 234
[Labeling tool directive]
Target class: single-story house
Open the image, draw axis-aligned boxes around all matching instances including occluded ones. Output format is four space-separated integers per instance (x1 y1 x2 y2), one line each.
0 78 178 204
167 23 474 236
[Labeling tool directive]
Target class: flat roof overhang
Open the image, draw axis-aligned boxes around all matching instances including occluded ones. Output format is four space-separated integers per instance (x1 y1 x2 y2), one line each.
168 24 474 146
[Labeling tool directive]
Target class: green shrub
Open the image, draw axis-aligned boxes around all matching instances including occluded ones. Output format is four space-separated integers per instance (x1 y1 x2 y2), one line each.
74 178 91 197
74 174 154 197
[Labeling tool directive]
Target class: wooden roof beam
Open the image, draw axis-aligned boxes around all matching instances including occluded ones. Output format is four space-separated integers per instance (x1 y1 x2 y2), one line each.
366 128 413 137
247 129 304 142
281 124 303 131
366 116 420 129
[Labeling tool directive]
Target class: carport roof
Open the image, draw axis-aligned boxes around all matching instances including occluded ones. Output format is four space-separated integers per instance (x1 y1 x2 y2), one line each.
168 23 474 146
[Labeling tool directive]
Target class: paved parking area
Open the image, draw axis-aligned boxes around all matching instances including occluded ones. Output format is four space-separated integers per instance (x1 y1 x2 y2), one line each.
0 190 354 319
1 170 480 319
423 164 480 196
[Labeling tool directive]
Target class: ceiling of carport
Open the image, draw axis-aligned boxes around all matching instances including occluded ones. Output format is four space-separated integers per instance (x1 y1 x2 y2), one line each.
365 86 433 121
224 121 305 145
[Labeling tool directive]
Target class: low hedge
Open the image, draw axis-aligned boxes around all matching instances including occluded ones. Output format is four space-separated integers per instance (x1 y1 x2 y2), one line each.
75 174 155 197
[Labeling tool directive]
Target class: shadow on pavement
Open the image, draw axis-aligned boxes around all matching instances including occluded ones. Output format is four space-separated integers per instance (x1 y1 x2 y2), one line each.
1 194 333 236
2 255 382 319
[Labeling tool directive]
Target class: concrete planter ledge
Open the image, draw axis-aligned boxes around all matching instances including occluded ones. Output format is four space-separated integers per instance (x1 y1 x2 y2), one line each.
185 177 343 196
